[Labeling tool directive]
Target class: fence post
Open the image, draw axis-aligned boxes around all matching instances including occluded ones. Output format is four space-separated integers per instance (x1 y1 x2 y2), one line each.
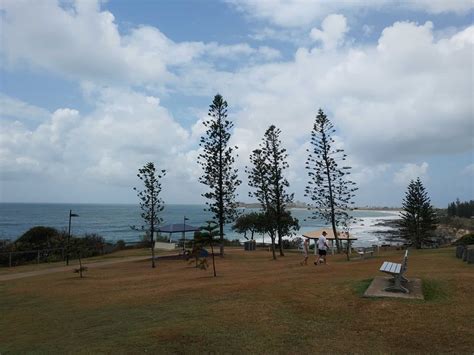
37 250 40 264
9 252 12 267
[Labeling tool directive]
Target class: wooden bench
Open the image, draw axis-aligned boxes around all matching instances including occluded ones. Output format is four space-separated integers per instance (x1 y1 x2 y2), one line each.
356 247 374 259
379 250 409 293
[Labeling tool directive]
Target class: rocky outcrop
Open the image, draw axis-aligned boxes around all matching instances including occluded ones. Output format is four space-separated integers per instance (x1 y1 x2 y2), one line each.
434 225 472 244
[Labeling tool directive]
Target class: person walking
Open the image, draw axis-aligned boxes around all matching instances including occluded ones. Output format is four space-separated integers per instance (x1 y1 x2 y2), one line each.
300 238 309 265
315 231 329 265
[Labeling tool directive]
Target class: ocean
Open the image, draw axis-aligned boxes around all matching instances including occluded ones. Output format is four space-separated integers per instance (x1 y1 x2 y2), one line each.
0 203 400 246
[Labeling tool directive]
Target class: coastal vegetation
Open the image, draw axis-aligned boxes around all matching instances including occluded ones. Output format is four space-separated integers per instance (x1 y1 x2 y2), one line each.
197 221 220 277
447 199 474 218
133 162 166 268
305 109 358 253
198 94 241 256
0 226 110 267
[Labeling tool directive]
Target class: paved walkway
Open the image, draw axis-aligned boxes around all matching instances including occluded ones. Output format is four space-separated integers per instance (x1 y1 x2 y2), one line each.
0 256 150 282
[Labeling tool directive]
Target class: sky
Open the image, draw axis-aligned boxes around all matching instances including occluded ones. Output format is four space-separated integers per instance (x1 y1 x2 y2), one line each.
0 0 473 207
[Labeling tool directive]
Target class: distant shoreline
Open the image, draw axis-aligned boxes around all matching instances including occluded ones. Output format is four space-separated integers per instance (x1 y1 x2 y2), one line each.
236 202 401 212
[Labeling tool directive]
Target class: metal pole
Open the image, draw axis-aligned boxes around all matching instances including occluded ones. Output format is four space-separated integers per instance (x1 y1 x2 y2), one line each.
182 216 186 252
66 210 72 265
9 252 12 267
37 250 40 264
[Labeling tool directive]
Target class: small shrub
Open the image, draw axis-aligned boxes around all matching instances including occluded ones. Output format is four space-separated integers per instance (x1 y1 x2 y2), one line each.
115 240 126 250
454 233 474 246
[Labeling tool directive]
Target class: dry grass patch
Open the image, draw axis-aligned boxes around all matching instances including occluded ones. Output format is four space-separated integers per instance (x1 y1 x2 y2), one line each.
0 247 473 353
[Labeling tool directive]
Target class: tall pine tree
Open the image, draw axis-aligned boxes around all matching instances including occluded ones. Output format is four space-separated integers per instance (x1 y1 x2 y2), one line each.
400 178 437 249
247 148 277 259
133 162 166 268
198 94 241 256
305 109 357 253
247 126 294 258
263 125 294 257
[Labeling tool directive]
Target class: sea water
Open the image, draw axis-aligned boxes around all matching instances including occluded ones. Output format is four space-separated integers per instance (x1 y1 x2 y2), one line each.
0 203 400 246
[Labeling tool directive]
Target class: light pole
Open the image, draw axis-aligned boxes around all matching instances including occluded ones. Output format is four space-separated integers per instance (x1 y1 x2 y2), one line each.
66 209 79 266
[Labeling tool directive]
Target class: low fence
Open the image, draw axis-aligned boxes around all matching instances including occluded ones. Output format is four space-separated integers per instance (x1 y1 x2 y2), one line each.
0 247 65 267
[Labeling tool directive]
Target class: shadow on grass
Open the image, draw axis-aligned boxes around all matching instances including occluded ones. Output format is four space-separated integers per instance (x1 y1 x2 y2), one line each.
422 279 449 302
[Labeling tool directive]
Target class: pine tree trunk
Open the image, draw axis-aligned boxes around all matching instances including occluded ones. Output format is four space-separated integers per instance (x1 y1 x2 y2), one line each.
78 253 83 278
210 241 217 277
219 221 224 256
270 231 277 260
331 217 339 253
151 230 156 268
151 195 156 268
278 232 284 256
322 129 341 253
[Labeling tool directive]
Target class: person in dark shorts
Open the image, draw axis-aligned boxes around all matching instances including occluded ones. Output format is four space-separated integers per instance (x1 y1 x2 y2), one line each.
315 231 329 265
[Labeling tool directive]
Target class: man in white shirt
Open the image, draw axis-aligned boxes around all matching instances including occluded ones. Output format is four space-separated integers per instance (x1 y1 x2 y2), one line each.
314 231 329 265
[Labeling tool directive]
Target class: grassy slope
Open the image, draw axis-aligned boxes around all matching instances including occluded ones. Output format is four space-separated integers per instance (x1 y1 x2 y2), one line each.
0 247 473 353
0 249 168 276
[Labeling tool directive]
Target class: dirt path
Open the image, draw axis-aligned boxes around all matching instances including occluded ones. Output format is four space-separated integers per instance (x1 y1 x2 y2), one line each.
0 256 151 282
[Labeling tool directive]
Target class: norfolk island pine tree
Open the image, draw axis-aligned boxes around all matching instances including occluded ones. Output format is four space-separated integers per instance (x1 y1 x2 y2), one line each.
198 94 241 256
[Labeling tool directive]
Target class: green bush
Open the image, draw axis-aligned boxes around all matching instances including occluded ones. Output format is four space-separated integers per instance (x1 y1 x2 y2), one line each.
15 226 64 250
70 233 107 258
115 240 126 250
454 233 474 245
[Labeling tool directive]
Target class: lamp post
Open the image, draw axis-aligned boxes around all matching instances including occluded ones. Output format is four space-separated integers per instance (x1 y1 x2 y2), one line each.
66 209 79 266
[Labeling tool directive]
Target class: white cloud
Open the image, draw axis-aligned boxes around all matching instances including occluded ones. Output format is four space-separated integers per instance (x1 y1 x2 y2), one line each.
393 162 429 185
310 14 349 49
0 0 280 87
0 89 194 189
216 22 474 167
0 94 50 124
407 0 474 14
227 0 473 28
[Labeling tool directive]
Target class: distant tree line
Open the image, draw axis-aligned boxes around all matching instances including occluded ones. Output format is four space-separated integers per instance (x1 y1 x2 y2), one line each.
447 199 474 218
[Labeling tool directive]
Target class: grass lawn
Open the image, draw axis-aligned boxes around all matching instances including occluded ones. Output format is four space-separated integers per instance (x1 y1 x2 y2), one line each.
0 247 473 353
